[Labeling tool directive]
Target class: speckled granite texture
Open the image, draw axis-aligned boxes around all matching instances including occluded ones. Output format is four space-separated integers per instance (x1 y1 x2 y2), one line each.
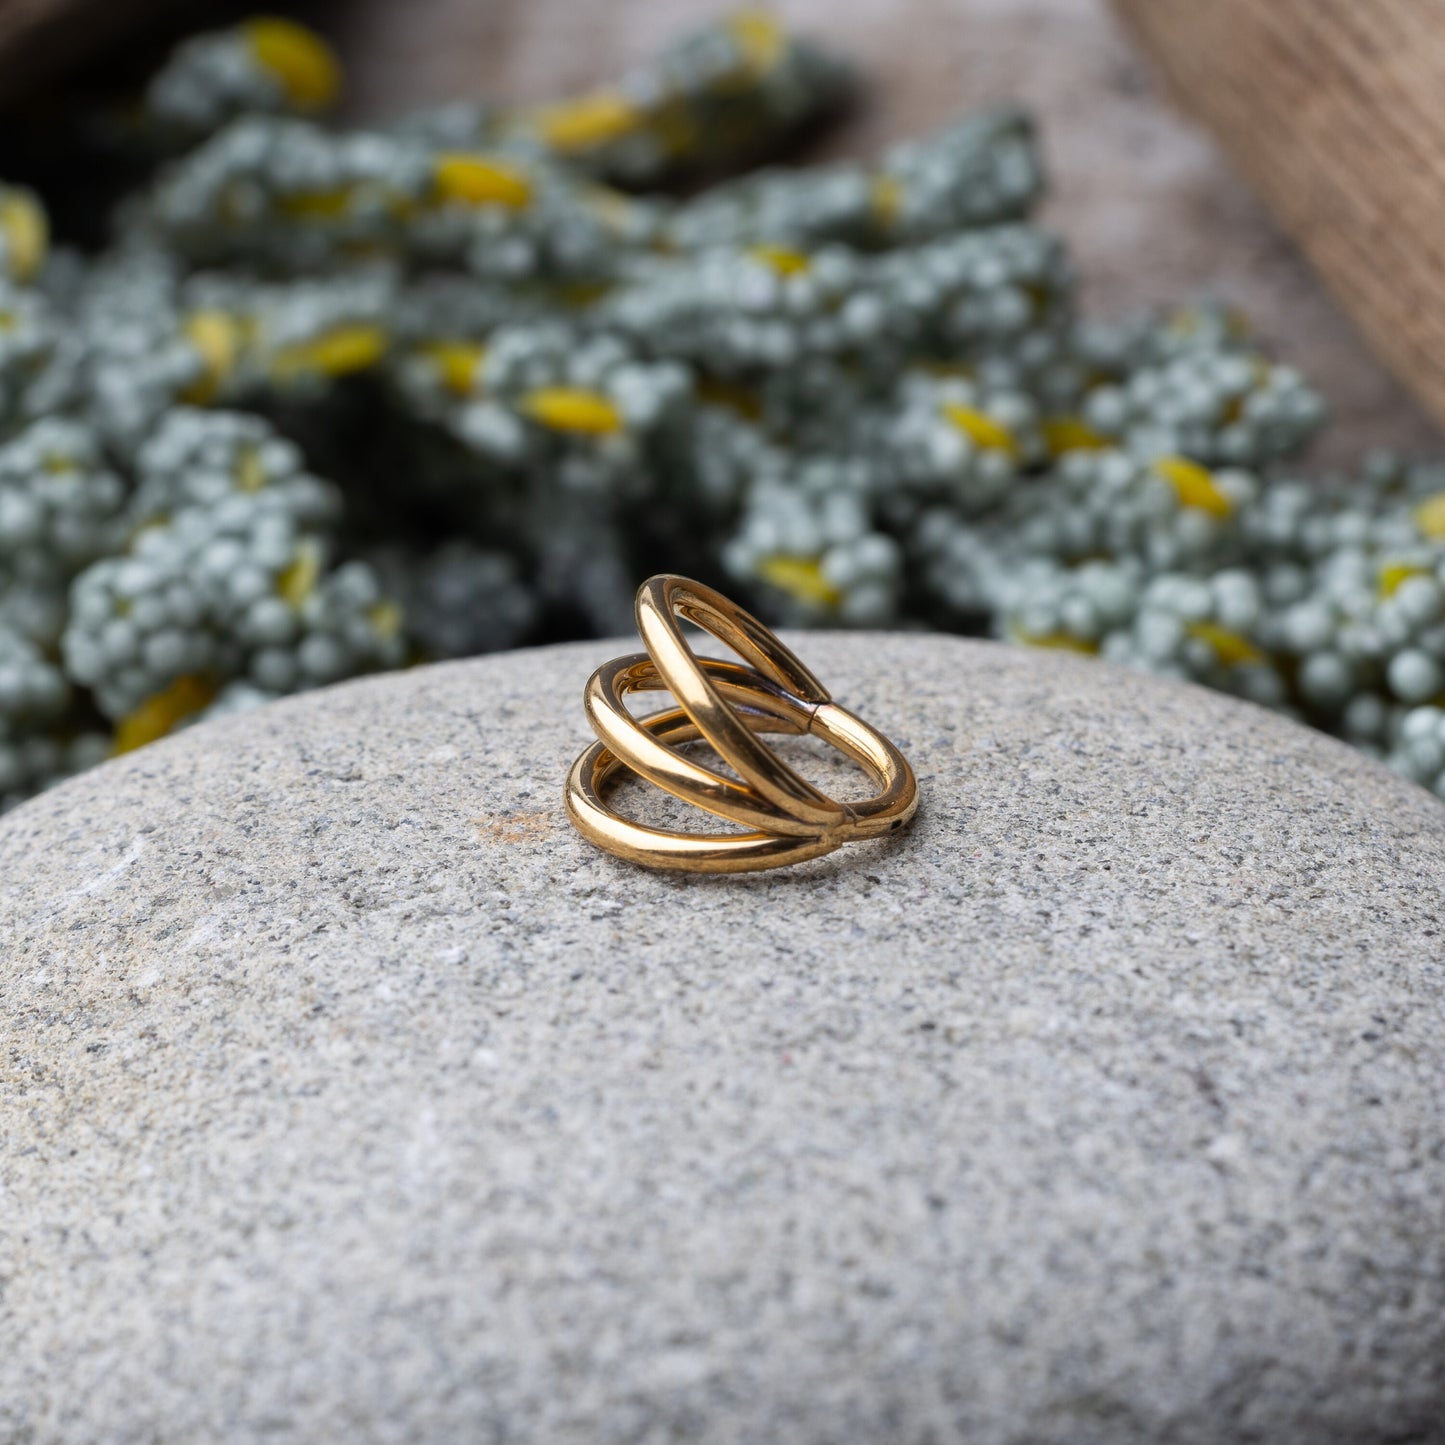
2 635 1444 1445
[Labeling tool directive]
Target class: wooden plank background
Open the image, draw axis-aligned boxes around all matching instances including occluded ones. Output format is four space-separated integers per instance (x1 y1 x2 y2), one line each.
1114 0 1445 443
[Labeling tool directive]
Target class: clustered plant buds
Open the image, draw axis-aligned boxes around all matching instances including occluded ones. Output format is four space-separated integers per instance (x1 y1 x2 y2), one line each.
4 10 1445 813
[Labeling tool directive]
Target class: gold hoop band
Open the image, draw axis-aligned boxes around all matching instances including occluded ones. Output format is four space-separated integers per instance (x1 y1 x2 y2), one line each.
564 575 919 873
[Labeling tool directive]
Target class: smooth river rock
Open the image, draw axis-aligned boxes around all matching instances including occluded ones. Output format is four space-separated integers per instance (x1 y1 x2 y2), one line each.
2 634 1443 1445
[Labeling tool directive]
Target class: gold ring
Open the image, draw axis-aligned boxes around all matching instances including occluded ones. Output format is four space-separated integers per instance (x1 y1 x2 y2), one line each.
564 574 919 873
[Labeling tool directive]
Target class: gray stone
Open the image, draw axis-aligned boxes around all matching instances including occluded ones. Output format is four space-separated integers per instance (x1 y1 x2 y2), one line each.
2 633 1444 1445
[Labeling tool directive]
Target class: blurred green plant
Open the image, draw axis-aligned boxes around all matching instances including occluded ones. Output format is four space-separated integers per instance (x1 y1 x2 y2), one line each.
6 11 1445 813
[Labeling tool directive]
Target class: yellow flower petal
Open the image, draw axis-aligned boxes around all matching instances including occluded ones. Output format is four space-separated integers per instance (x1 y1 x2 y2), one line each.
236 445 268 493
245 17 341 110
533 92 640 153
1153 455 1233 517
1042 415 1107 455
419 340 486 397
519 387 623 435
941 403 1019 460
0 187 47 284
277 540 322 608
1186 622 1263 667
433 154 532 209
278 187 354 219
1378 562 1429 599
1414 493 1445 541
182 310 245 403
757 555 842 609
747 243 811 277
270 324 386 378
727 10 785 78
112 674 218 754
1009 627 1100 655
870 174 903 229
367 600 404 641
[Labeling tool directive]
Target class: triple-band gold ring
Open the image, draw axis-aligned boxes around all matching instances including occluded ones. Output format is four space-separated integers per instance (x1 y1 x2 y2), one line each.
564 574 919 873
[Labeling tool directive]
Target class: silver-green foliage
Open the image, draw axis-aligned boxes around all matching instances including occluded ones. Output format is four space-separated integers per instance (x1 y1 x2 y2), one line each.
6 11 1445 815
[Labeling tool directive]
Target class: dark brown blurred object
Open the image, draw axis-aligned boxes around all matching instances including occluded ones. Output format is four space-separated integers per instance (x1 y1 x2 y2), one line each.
0 0 180 98
1114 0 1445 439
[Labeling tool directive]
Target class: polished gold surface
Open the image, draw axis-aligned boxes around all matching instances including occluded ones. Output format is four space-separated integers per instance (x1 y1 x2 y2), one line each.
564 575 919 872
